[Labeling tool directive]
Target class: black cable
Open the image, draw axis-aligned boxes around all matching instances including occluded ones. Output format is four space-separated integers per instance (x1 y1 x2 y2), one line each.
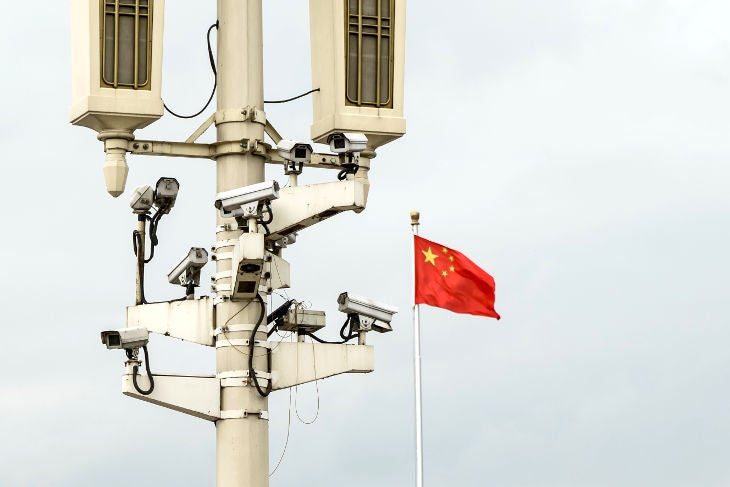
132 345 155 395
250 294 272 397
301 316 358 344
266 299 296 337
340 315 352 340
164 22 219 119
264 88 320 104
145 203 169 264
337 164 359 181
261 201 274 225
267 299 295 326
302 331 358 344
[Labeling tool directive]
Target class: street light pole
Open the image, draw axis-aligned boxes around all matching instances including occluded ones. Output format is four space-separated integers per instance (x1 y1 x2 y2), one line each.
214 1 268 486
72 2 408 486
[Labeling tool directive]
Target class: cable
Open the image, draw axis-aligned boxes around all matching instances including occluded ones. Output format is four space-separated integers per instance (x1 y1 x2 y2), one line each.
261 201 274 225
269 388 293 477
294 336 320 425
339 315 351 340
164 22 219 119
144 203 170 264
223 299 253 328
131 346 155 395
302 316 358 344
250 294 272 397
267 299 295 337
264 88 320 104
302 332 357 344
337 164 360 181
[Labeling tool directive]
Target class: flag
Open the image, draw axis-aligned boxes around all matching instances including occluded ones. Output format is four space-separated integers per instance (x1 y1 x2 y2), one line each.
414 235 500 319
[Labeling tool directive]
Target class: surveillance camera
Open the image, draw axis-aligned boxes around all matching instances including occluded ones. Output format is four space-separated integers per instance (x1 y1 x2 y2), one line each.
100 326 149 350
130 185 154 213
277 140 313 164
214 180 280 219
274 233 297 249
154 177 180 213
168 247 208 287
277 309 326 333
327 132 368 154
337 292 397 333
231 233 265 300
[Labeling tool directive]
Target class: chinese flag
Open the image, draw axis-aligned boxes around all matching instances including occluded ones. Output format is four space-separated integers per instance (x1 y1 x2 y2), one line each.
414 235 500 319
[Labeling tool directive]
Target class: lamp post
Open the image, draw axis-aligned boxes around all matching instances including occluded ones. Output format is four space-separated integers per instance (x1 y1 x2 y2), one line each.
213 2 269 485
71 1 407 486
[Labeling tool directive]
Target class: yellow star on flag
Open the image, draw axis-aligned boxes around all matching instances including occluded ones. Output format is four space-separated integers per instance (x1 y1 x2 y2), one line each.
422 247 438 266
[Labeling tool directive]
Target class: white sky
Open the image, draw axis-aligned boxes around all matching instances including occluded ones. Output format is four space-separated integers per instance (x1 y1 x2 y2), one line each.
1 1 729 486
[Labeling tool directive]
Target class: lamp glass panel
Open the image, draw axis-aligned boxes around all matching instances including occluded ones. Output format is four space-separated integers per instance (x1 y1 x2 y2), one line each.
100 0 152 89
379 36 390 105
362 0 377 16
361 35 377 104
347 33 359 101
344 0 395 108
118 14 135 85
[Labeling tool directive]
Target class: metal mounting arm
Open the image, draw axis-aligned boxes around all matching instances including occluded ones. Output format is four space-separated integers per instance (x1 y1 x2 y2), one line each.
265 179 369 241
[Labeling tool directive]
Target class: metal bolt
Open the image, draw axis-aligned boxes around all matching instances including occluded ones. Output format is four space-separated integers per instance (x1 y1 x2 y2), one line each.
133 143 139 149
143 144 150 150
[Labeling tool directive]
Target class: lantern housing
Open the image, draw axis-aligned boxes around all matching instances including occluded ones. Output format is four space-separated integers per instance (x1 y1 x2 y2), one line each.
70 0 165 133
309 0 406 150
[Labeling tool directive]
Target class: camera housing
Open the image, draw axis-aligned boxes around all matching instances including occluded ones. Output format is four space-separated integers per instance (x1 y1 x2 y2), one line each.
278 140 313 176
327 132 368 154
154 177 180 213
214 180 280 219
130 185 154 213
231 233 265 300
277 140 313 164
277 309 326 333
168 247 209 287
337 292 397 333
101 326 149 350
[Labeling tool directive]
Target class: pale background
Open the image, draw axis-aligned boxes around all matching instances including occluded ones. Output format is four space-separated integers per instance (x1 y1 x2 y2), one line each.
0 1 729 486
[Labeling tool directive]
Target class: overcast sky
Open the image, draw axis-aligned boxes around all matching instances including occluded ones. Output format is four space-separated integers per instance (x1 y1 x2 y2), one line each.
1 0 729 486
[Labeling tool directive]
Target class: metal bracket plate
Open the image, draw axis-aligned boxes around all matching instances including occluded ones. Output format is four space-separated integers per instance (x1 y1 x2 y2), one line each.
219 410 269 420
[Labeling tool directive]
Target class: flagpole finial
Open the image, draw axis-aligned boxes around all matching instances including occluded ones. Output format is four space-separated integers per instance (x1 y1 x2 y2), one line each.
410 211 420 226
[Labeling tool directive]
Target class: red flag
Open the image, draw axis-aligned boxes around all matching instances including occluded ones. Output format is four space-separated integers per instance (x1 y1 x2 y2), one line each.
414 235 500 319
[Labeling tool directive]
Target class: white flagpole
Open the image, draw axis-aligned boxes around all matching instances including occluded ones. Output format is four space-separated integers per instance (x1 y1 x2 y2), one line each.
410 211 424 487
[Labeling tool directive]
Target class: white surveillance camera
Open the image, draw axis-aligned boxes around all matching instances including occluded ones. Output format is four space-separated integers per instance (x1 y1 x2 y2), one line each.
327 132 368 154
337 292 398 333
100 326 149 350
278 309 326 333
277 140 313 164
168 247 208 287
214 180 280 219
130 185 154 213
154 177 180 213
230 233 265 300
274 233 297 249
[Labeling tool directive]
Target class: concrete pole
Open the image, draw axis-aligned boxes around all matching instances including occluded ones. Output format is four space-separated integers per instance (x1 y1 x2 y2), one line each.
214 1 269 486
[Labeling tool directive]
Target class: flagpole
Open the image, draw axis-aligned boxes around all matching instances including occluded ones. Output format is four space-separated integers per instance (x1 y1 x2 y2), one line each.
410 211 424 487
